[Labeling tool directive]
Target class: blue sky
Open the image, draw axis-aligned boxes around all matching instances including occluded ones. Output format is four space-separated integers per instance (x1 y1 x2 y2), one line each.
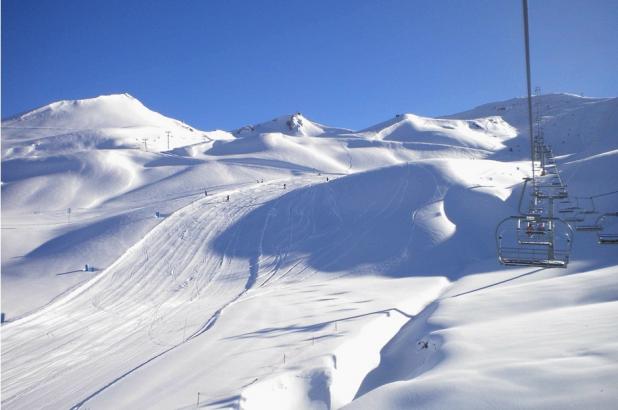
2 0 617 130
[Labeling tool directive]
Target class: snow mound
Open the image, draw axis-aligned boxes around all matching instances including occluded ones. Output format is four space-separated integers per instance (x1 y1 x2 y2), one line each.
359 113 517 151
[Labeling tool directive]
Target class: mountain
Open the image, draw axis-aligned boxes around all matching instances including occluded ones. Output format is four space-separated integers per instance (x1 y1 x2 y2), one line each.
232 112 353 138
447 93 618 158
2 93 617 410
2 93 233 157
358 113 516 151
4 93 191 131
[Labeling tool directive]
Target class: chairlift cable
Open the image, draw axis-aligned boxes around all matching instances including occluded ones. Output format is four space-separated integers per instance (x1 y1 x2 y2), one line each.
522 0 536 184
591 189 618 199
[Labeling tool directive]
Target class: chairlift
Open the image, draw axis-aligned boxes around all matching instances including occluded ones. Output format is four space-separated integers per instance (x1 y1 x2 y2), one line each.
545 167 558 175
575 197 597 214
535 187 568 199
575 224 602 232
495 0 574 267
564 213 585 223
516 217 552 246
574 213 602 231
558 198 577 213
496 215 573 268
596 212 618 244
528 205 544 215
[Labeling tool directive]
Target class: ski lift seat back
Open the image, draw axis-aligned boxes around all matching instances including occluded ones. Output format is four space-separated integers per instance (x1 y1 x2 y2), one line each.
596 213 618 245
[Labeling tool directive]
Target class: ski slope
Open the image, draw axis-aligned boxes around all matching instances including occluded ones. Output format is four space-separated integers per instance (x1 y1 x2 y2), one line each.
2 93 617 409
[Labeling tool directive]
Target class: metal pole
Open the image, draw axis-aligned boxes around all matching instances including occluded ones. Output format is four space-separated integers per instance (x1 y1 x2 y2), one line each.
534 87 545 175
548 197 555 260
522 0 535 183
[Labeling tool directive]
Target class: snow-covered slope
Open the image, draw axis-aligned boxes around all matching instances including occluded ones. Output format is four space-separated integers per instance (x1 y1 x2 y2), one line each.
2 93 233 156
2 93 617 410
448 93 618 158
359 113 516 151
4 93 188 131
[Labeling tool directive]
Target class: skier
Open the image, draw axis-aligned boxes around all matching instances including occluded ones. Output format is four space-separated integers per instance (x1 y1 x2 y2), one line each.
526 222 534 236
226 195 230 202
204 190 208 197
283 183 286 189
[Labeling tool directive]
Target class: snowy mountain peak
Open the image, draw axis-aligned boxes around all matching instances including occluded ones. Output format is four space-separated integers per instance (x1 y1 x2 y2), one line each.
286 112 305 132
9 93 132 120
1 93 216 156
233 112 319 137
3 93 167 130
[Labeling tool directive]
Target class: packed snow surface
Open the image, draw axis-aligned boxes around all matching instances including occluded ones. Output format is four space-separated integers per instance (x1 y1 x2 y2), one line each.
2 93 617 409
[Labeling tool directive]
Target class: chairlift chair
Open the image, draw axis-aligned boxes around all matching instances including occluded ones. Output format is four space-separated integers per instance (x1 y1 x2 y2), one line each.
575 197 597 214
535 187 568 200
545 167 558 175
564 212 585 223
558 204 578 213
496 215 574 268
558 198 577 213
515 217 552 246
575 224 602 232
574 213 602 231
528 205 544 215
596 212 618 244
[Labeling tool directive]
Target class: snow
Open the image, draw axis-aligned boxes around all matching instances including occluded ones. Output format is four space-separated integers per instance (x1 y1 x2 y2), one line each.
2 93 617 409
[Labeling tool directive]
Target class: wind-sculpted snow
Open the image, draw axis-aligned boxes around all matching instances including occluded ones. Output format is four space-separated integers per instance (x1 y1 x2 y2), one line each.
2 93 618 409
211 162 520 280
359 113 517 151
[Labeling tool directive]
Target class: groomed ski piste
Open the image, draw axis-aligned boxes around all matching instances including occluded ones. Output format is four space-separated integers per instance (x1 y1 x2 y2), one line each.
1 93 617 409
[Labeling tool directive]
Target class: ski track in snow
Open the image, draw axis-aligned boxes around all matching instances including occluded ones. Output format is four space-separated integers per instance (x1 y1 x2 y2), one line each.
2 175 326 409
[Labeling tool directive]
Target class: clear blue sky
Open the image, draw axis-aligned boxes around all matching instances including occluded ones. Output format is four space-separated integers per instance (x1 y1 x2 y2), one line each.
2 0 617 131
